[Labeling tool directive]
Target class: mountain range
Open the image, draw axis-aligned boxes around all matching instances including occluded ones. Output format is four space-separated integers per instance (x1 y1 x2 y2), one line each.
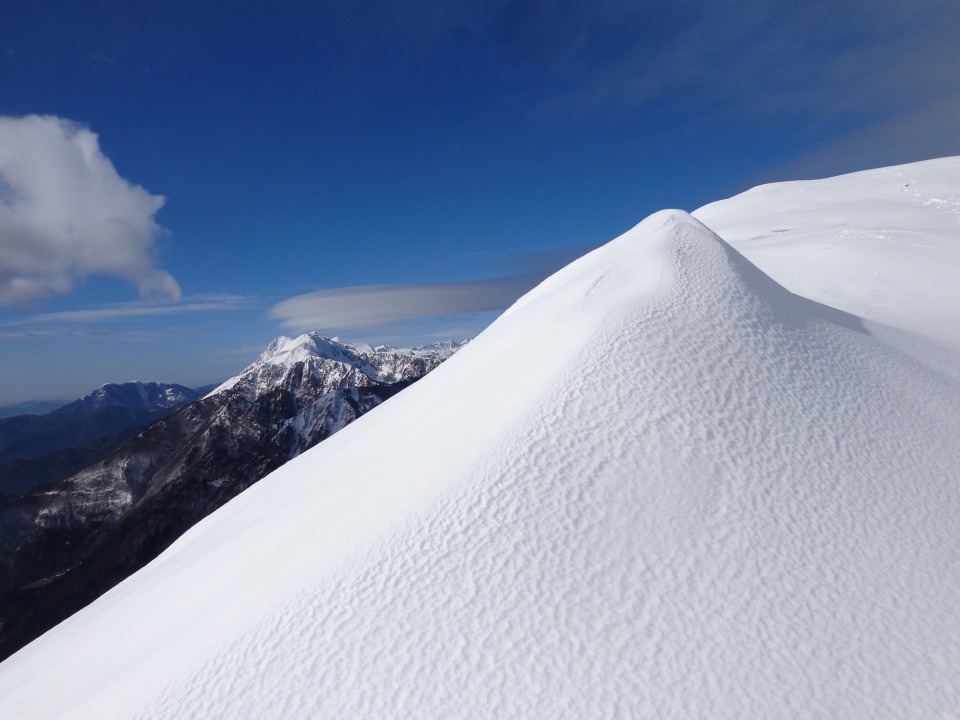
1 158 959 719
0 336 459 663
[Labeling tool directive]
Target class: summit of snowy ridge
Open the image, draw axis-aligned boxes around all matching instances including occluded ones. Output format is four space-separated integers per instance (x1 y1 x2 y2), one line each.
2 160 960 720
695 155 960 353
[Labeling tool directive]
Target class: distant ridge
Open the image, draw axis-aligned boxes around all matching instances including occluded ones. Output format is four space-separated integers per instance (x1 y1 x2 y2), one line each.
0 381 209 494
0 400 68 420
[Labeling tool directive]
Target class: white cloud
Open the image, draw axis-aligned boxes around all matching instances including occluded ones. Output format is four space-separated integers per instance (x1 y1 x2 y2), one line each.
270 276 539 333
0 114 180 306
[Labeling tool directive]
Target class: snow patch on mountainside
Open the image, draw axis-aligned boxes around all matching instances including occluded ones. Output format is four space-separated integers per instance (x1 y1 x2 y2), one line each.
2 195 959 719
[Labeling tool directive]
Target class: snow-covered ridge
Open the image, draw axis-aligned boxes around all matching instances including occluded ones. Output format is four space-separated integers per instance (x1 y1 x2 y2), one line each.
3 160 960 719
695 155 960 352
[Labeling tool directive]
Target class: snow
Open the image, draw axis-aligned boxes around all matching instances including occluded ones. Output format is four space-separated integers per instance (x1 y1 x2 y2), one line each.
694 156 960 353
3 160 960 719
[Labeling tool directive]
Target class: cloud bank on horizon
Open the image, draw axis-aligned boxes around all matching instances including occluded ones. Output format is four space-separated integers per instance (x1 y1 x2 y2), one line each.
0 115 180 307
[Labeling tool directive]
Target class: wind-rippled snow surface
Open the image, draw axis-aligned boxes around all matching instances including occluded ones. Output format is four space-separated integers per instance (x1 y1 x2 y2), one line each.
2 169 960 719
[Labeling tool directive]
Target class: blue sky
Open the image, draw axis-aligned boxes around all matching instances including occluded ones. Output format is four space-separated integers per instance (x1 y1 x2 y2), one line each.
1 0 958 404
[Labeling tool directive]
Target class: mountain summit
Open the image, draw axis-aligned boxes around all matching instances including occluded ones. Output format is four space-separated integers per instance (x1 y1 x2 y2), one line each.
3 165 960 718
213 332 462 400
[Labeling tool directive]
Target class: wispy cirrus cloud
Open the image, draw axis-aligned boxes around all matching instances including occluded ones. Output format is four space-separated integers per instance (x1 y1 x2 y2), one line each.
9 294 250 327
448 0 960 172
337 0 960 174
765 94 960 181
489 0 960 122
0 114 180 306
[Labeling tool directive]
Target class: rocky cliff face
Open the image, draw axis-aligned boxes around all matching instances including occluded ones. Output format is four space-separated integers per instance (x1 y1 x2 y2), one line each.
0 334 460 661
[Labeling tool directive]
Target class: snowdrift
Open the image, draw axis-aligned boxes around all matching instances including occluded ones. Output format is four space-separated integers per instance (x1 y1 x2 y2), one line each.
2 184 960 718
695 156 960 352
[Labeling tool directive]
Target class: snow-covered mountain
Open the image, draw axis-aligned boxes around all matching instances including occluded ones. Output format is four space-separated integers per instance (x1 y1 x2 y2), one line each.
2 159 960 719
0 382 200 426
61 381 204 415
0 335 458 663
0 382 207 466
215 333 457 398
207 333 462 455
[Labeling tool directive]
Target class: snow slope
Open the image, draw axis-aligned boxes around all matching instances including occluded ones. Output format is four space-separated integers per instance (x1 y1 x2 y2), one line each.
695 156 960 352
2 165 960 718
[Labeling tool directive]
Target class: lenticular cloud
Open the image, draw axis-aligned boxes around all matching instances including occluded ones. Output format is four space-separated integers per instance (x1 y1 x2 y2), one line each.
0 115 180 306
